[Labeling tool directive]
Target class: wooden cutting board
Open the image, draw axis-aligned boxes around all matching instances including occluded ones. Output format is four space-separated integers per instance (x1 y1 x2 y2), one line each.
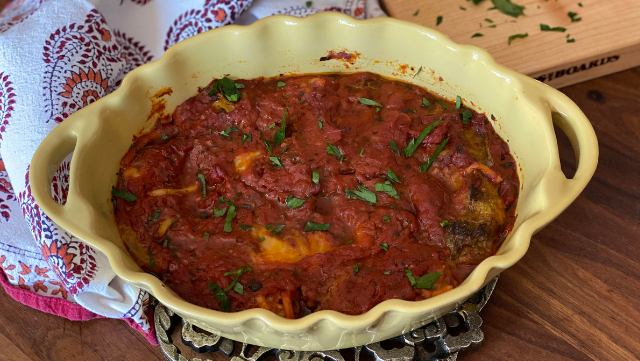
381 0 640 88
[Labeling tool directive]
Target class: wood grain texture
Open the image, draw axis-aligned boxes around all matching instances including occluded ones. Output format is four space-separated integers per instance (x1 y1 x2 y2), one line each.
1 67 638 361
381 0 640 88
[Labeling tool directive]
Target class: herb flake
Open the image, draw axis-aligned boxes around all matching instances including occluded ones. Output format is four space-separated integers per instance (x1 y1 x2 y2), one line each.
270 156 283 168
197 173 207 198
508 33 528 45
286 195 305 209
420 138 449 172
304 222 330 231
375 181 400 199
388 168 400 183
346 185 377 204
112 187 137 202
223 205 237 232
540 24 566 32
403 119 444 157
491 0 525 18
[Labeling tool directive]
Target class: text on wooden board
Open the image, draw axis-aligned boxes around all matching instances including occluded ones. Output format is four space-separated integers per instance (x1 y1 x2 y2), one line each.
534 56 620 83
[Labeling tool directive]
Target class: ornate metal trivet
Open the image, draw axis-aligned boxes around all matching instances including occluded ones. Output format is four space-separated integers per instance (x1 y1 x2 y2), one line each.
154 276 498 361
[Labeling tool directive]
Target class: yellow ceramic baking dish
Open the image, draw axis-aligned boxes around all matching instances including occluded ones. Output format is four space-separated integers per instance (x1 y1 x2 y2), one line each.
30 12 598 350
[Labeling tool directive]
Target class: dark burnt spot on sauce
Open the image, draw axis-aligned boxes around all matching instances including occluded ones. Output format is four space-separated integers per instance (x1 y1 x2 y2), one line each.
115 72 519 317
247 279 262 292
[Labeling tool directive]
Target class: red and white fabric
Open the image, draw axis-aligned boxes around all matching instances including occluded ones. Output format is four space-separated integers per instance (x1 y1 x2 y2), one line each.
0 0 385 344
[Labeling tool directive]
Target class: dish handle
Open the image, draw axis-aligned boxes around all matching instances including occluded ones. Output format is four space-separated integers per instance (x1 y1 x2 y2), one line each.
30 121 79 221
543 87 599 198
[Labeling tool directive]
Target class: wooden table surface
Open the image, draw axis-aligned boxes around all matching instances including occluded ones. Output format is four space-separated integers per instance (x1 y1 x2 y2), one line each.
1 3 640 361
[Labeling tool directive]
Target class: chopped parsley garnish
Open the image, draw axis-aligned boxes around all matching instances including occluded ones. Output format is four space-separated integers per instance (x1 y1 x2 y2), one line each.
270 156 283 168
455 96 462 109
197 173 207 198
460 6 466 10
112 187 137 202
491 0 525 18
389 140 399 153
291 270 302 276
312 170 320 184
405 269 441 289
259 237 266 242
413 66 423 78
204 232 210 239
567 38 576 43
540 24 566 32
382 216 390 223
149 209 161 221
380 243 389 251
239 225 252 231
437 100 449 110
489 24 497 28
148 247 154 268
413 9 419 16
163 239 169 248
403 119 444 157
234 283 243 294
209 266 253 311
375 181 400 199
209 283 231 311
440 220 449 227
353 264 359 274
345 185 377 204
208 77 241 102
161 134 169 140
436 16 443 26
345 239 354 245
219 126 239 137
277 81 286 87
508 33 529 45
360 148 365 156
270 224 285 235
268 123 276 130
200 212 207 219
223 205 237 232
273 108 287 147
264 139 273 153
384 270 392 275
214 207 227 218
358 97 383 109
471 33 484 38
462 109 473 124
326 141 343 161
422 98 431 108
304 222 330 231
568 11 581 22
209 129 212 134
242 132 252 144
306 1 312 7
388 168 400 183
485 18 494 23
235 83 245 89
419 138 449 172
286 195 305 209
318 119 323 129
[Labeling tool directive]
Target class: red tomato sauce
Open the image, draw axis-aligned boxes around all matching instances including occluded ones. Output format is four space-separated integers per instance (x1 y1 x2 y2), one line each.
114 72 519 318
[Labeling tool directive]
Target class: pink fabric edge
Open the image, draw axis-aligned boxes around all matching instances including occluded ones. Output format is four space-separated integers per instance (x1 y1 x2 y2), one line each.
0 267 158 345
